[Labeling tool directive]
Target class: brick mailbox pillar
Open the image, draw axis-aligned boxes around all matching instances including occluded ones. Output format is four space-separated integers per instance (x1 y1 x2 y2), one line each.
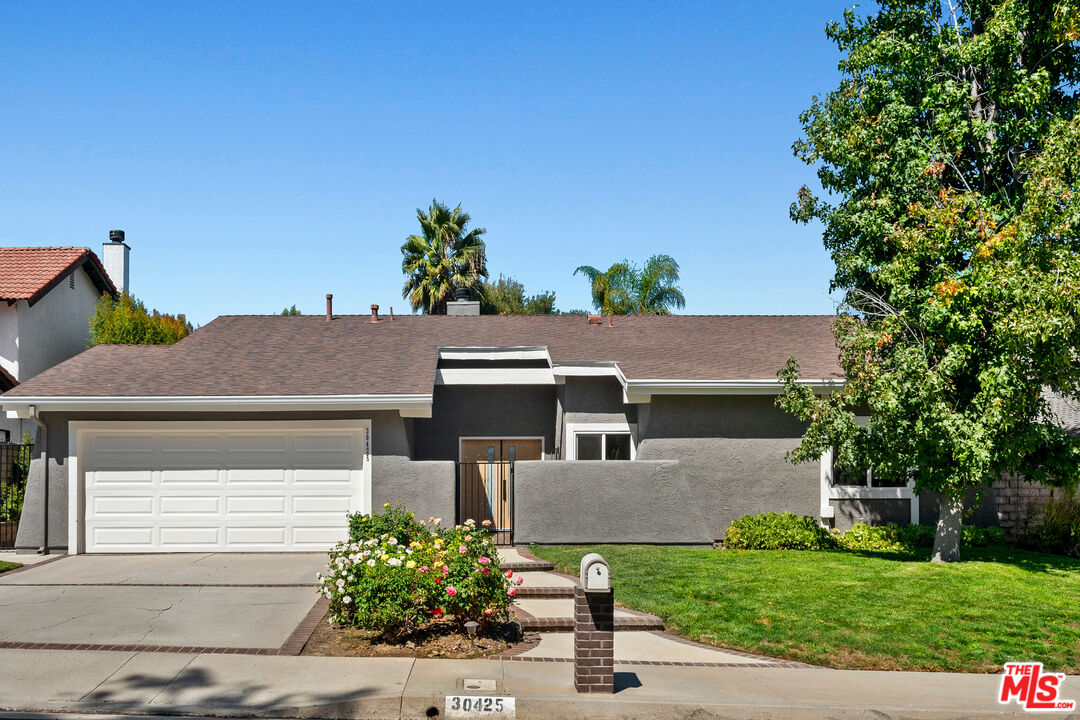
574 553 614 693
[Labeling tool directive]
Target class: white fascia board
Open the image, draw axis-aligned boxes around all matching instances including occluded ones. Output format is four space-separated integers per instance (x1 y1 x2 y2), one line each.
551 363 622 377
438 346 552 363
435 368 555 385
624 377 844 402
1 393 433 417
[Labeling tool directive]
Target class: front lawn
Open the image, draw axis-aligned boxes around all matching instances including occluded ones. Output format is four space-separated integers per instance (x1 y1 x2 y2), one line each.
531 544 1080 673
0 560 21 574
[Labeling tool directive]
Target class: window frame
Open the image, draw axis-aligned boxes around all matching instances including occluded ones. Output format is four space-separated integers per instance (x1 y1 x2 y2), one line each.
564 422 637 461
818 417 918 524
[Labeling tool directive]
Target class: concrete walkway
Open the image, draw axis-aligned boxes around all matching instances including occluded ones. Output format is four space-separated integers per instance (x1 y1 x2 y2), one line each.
0 646 1072 719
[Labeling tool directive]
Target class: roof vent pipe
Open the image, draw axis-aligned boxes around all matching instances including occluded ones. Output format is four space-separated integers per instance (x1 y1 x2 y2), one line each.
326 294 333 322
370 304 379 323
389 307 394 321
608 315 614 327
588 315 602 325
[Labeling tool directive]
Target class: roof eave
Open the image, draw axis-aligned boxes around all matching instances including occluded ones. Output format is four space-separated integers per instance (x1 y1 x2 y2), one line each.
1 393 434 418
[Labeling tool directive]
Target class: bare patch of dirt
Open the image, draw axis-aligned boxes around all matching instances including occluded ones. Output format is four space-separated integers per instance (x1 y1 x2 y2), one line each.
301 615 524 659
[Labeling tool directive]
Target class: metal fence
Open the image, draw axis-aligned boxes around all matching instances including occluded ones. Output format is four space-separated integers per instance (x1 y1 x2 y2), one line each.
457 460 514 545
0 442 32 548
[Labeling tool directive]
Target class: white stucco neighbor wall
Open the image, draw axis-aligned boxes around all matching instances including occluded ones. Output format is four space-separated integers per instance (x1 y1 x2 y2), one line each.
0 303 19 382
15 264 101 383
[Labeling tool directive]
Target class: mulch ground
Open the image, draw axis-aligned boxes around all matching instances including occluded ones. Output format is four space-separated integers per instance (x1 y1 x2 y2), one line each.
301 615 523 659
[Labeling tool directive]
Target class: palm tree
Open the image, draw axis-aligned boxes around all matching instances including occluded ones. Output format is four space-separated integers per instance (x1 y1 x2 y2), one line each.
574 255 686 315
401 200 488 314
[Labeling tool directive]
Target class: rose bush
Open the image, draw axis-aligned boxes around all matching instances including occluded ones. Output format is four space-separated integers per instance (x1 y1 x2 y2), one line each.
319 504 522 640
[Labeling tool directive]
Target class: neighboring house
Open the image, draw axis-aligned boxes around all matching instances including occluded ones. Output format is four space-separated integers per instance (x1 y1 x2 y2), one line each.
0 299 1063 553
0 234 128 443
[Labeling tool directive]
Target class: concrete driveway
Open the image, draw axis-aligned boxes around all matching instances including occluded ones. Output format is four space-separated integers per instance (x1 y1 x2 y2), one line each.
0 553 326 651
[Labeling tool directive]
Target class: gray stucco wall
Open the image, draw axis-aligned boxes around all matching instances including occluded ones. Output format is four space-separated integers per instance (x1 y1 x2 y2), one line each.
412 385 557 460
514 460 713 544
635 395 819 541
15 409 455 553
830 499 910 531
562 377 636 425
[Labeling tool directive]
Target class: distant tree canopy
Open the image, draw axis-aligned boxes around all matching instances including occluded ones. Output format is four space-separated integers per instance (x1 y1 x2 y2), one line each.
281 305 301 316
89 293 193 346
401 200 488 314
480 275 557 315
574 255 686 315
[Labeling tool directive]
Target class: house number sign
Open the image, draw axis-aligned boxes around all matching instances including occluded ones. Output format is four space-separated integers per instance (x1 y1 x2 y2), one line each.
444 695 515 718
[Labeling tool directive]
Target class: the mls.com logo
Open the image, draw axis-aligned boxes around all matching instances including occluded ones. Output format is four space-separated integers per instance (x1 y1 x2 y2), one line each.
999 662 1076 712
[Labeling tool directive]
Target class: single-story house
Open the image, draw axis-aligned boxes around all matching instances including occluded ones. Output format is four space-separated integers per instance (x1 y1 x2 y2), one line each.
0 300 1057 553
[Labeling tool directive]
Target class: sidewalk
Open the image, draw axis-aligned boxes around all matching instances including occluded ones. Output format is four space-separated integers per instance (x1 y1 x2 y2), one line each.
0 647 1074 719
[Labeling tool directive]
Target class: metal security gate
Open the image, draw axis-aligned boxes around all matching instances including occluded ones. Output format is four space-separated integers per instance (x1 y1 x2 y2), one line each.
457 460 513 545
0 442 32 548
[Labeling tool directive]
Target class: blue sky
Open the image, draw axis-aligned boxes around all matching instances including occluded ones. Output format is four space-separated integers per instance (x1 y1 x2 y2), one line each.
1 1 853 325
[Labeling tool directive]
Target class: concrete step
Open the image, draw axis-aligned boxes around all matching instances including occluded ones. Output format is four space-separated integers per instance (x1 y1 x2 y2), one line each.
512 596 665 632
514 585 575 598
512 612 665 632
501 560 554 572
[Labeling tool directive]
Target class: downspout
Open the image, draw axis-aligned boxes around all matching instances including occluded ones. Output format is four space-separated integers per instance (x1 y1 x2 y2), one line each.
28 405 47 555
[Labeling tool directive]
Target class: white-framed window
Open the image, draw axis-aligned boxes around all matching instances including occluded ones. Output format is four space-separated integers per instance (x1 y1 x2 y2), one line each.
564 422 636 460
819 419 918 524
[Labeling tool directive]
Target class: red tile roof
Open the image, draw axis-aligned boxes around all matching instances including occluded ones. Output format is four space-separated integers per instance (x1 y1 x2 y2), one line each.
2 314 842 398
0 247 116 304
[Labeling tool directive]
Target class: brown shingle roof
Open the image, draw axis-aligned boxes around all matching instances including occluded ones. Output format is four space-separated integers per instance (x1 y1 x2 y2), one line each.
0 247 116 304
2 314 842 398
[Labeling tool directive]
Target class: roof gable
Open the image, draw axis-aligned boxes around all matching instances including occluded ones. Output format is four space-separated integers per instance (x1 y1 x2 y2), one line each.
0 247 117 305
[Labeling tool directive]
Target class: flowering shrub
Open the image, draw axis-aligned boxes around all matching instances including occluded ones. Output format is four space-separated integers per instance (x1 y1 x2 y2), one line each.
319 504 523 640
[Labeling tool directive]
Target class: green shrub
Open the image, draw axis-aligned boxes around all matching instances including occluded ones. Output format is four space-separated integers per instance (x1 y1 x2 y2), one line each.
347 502 431 546
322 506 519 640
723 512 838 550
837 522 1004 552
1027 493 1080 558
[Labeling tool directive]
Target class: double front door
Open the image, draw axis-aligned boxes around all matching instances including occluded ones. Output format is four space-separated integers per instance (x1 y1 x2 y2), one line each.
459 438 542 542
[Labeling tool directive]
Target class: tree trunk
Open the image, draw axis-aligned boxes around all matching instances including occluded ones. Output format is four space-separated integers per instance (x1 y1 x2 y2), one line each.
931 495 964 563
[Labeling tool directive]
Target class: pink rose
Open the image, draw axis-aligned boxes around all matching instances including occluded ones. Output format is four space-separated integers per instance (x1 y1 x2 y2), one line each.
418 565 429 574
516 576 524 585
478 556 490 565
442 565 450 576
446 586 457 597
507 587 516 598
458 545 467 555
481 567 491 576
484 608 493 616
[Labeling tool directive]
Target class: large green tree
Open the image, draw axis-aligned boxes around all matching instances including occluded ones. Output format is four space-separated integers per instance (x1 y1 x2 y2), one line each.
780 0 1080 561
574 254 686 315
480 275 558 315
89 293 192 345
400 200 488 314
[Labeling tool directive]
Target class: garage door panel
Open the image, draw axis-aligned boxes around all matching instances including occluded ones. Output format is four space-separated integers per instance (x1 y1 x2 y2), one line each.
160 527 221 547
227 468 286 484
92 496 154 515
227 527 287 547
160 496 220 515
293 468 353 483
91 527 154 548
293 527 349 546
81 424 369 552
292 496 352 514
88 469 155 485
226 496 286 514
161 468 221 484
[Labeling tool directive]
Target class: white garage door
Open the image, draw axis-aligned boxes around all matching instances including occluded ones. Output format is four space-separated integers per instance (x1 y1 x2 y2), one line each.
78 421 370 553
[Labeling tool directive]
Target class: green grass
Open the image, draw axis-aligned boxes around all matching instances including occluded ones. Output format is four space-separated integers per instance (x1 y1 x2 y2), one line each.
0 560 21 574
531 544 1080 673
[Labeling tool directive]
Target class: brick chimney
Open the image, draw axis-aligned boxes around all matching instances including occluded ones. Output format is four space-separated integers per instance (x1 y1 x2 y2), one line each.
102 230 130 294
